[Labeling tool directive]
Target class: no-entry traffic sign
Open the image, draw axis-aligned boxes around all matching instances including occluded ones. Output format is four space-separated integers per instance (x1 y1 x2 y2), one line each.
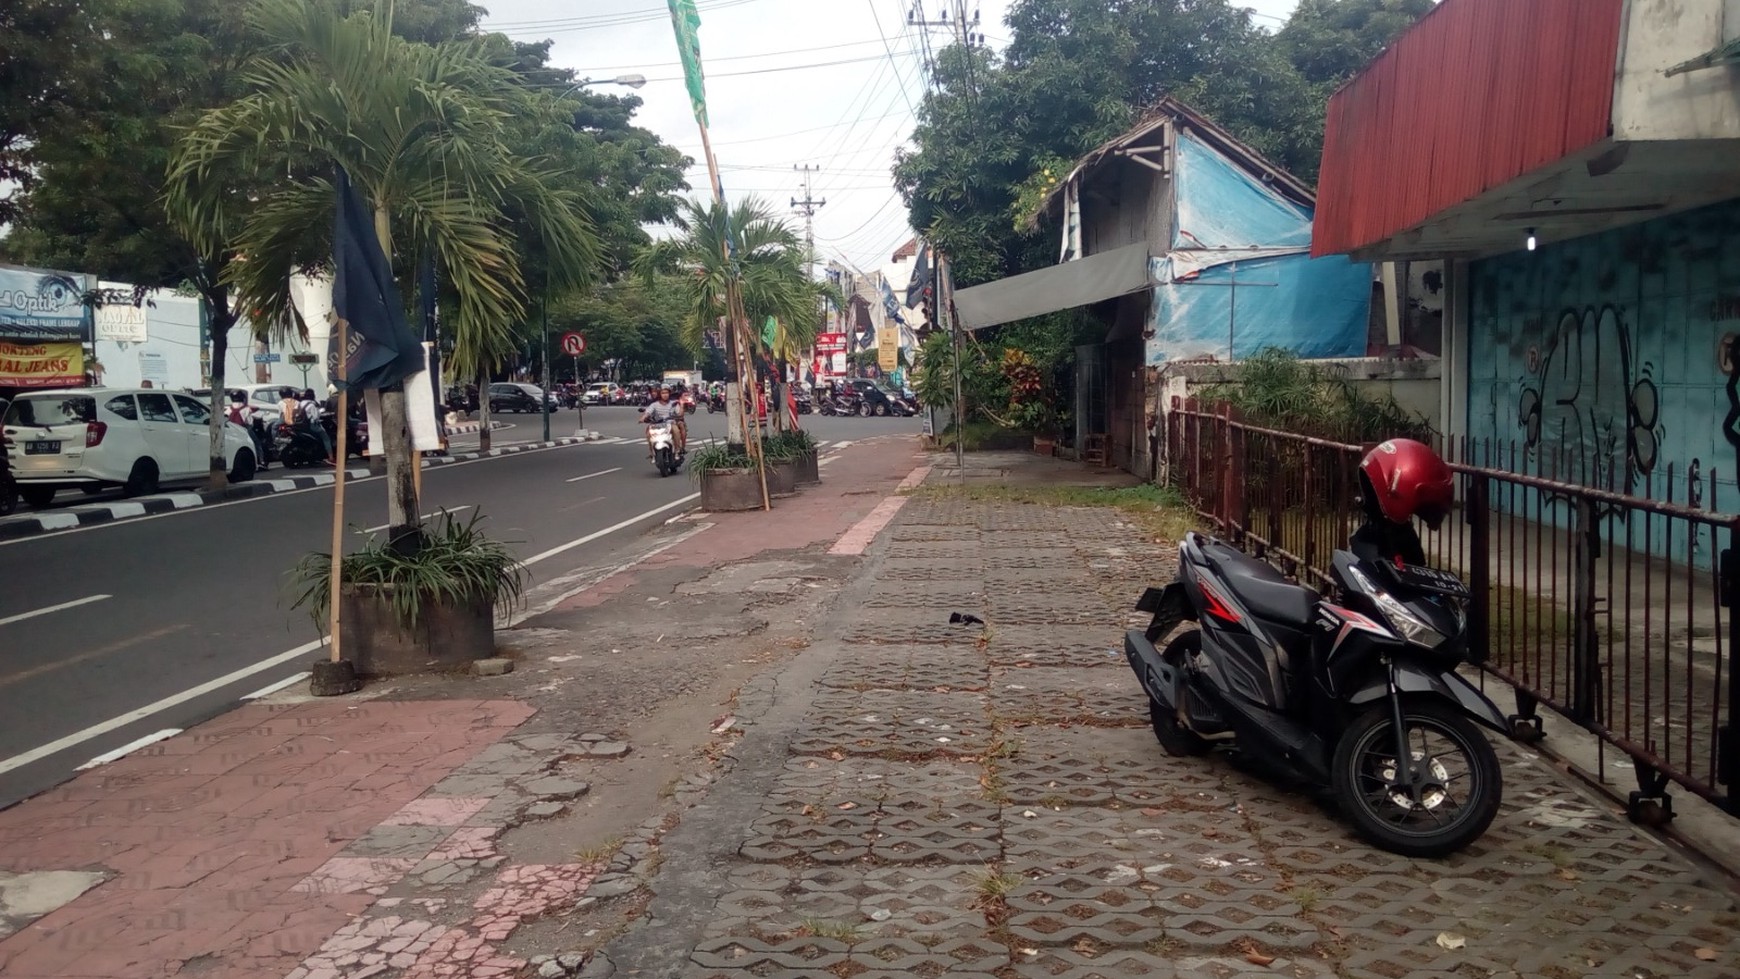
561 332 586 356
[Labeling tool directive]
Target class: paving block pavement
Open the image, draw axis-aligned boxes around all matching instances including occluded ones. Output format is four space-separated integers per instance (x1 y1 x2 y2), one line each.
592 476 1740 979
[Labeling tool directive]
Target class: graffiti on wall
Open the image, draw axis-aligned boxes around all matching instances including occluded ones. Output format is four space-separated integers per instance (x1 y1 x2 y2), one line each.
1515 304 1660 493
1723 331 1740 451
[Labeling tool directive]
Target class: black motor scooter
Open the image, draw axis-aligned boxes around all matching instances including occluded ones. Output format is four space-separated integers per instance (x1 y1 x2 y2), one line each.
1123 528 1506 857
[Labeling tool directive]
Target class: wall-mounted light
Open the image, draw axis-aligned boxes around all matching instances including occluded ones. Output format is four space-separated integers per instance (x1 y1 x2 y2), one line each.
1526 228 1537 252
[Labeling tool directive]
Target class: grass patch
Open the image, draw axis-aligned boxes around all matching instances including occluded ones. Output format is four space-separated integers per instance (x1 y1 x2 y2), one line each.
927 420 1030 452
1290 886 1320 912
912 482 1195 540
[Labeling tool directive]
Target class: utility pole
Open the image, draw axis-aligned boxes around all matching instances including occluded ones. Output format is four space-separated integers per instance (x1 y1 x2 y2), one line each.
791 165 825 413
907 1 984 48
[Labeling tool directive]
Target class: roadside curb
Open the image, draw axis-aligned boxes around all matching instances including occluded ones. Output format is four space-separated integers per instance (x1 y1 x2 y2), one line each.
0 432 607 542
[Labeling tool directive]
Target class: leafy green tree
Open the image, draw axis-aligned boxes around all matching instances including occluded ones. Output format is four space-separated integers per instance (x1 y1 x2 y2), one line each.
166 0 599 539
637 198 833 443
0 0 106 226
549 275 692 382
896 0 1432 289
5 0 520 488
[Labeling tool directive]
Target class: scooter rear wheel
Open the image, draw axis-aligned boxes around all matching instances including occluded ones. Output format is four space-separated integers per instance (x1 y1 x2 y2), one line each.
1149 630 1211 757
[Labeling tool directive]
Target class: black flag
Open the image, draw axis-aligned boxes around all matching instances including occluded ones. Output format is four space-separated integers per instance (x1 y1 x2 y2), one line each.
904 242 932 310
329 165 422 392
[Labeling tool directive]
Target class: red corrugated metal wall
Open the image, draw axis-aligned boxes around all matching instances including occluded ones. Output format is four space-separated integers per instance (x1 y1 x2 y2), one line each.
1311 0 1624 258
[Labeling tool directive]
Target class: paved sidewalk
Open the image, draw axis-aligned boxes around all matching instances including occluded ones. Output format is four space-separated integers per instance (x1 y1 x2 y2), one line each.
0 435 927 979
594 464 1740 979
4 442 1737 979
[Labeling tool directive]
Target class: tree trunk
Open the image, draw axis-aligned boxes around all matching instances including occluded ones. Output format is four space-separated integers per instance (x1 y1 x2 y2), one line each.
381 385 419 547
477 369 492 452
205 288 234 490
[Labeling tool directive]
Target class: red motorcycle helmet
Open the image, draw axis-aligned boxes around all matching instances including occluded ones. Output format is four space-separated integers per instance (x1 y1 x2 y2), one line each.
1358 438 1454 530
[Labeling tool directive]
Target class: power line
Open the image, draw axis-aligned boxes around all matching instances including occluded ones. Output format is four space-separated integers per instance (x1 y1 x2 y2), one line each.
553 35 903 72
867 0 918 117
635 50 916 84
484 0 762 32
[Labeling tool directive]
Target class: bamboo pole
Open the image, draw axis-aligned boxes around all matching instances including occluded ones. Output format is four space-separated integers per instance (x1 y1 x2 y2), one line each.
327 316 349 662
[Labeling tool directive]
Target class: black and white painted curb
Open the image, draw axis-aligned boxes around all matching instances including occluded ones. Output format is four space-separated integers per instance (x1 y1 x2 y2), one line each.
0 432 608 542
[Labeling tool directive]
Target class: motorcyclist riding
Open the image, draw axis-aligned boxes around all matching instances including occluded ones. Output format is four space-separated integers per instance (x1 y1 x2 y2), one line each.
640 385 686 459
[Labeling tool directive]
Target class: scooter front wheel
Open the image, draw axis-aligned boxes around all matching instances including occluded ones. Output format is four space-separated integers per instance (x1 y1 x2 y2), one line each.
1331 700 1502 858
1149 630 1210 757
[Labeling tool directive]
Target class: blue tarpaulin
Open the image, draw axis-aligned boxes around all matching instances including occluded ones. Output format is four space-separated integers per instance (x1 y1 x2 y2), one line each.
1147 132 1369 364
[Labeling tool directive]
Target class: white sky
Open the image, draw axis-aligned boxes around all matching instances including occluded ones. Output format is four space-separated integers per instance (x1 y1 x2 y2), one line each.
480 0 1303 273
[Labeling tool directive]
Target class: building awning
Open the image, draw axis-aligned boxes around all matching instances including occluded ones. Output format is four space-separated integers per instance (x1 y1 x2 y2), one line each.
953 242 1150 331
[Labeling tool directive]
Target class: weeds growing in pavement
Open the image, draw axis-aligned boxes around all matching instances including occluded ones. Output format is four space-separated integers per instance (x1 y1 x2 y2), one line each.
574 837 624 865
911 482 1194 541
798 918 864 942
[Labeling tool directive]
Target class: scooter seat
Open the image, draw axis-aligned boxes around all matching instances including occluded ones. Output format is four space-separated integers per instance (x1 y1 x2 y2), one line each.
1200 541 1318 625
1221 575 1319 626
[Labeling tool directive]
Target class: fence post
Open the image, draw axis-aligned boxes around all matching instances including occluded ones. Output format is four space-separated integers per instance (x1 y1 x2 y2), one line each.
1722 518 1739 813
1570 496 1600 724
1228 406 1247 545
1219 402 1235 534
1466 473 1491 665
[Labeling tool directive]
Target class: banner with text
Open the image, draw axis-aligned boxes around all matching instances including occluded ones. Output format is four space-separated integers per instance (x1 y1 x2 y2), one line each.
0 340 84 388
0 265 89 342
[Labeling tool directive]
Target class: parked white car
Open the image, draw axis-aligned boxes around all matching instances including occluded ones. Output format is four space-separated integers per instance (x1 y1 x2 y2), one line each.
190 383 301 425
2 387 258 507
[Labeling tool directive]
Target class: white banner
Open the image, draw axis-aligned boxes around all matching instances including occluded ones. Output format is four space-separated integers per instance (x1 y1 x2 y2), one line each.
363 345 442 456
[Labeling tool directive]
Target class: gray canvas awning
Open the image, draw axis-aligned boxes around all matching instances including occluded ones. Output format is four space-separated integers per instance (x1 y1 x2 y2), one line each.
953 242 1151 331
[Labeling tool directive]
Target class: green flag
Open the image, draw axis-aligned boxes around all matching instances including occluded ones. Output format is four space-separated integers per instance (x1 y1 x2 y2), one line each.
762 315 778 349
666 0 708 127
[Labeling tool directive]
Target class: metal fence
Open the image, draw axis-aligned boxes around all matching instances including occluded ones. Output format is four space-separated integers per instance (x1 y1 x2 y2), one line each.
1164 398 1740 820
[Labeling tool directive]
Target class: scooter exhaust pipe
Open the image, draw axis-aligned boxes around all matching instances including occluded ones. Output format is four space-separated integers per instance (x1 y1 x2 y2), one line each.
1124 630 1179 713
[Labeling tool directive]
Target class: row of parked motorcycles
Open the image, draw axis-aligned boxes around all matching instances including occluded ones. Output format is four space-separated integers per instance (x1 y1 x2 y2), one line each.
251 412 367 469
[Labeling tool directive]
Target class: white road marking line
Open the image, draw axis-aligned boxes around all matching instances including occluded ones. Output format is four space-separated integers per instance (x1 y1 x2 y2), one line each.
74 729 182 771
511 522 712 625
363 505 472 534
832 440 854 450
566 467 622 483
0 638 327 777
241 672 308 701
0 594 111 628
0 441 587 548
522 494 700 567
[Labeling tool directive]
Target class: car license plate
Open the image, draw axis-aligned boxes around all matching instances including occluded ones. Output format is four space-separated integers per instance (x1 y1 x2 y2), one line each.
25 440 61 455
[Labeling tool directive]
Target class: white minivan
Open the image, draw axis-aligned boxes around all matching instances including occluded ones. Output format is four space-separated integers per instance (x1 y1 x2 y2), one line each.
2 387 258 507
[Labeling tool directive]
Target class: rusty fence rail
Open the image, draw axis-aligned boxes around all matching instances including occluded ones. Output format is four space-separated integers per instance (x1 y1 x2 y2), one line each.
1164 399 1740 820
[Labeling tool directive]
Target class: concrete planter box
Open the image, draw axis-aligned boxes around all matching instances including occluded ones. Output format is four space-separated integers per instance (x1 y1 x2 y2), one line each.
340 584 495 676
793 450 820 485
768 459 798 498
699 467 764 511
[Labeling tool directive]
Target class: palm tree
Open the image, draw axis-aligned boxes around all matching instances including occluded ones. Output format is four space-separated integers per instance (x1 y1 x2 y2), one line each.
166 0 598 538
638 197 832 442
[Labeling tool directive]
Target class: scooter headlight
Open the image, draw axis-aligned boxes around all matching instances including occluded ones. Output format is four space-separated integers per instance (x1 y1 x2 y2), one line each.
1370 587 1447 649
1345 565 1446 649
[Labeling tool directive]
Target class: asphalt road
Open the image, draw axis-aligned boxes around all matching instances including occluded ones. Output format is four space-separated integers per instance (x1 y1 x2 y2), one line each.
0 407 920 808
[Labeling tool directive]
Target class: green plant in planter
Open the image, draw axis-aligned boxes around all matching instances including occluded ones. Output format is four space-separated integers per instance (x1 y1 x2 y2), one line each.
764 429 817 460
289 509 528 635
687 439 756 480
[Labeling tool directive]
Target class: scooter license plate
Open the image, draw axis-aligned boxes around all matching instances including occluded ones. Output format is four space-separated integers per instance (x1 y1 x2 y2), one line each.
1397 564 1468 597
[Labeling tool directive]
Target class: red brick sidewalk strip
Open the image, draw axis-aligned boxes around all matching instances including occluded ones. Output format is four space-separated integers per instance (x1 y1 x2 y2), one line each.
0 699 532 979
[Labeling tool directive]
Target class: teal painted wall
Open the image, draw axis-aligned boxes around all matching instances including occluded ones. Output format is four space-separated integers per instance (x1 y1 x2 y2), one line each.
1467 199 1740 510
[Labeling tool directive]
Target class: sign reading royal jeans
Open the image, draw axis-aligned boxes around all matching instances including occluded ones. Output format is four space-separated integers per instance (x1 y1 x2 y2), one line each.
0 341 84 388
